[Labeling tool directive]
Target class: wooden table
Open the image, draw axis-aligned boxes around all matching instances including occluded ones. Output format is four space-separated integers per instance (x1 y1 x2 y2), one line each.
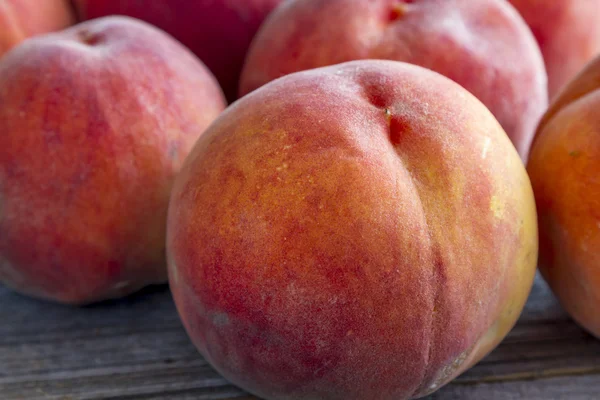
2 273 599 400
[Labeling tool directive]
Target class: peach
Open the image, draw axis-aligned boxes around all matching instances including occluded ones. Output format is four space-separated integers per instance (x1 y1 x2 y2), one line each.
508 0 600 99
0 0 75 57
0 16 226 305
73 0 284 101
239 0 548 161
527 55 600 339
168 60 538 399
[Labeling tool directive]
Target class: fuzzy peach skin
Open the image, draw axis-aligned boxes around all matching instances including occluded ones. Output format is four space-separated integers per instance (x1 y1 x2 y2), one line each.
239 0 548 161
508 0 600 99
528 55 600 339
0 16 226 305
0 0 75 57
73 0 283 102
168 60 538 400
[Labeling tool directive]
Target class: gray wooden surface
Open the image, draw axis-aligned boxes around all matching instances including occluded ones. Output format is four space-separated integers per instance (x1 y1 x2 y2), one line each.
1 273 599 400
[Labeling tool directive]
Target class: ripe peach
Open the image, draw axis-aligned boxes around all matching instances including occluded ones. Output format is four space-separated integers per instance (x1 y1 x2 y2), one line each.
0 16 226 305
528 55 600 339
0 0 75 57
239 0 548 161
508 0 600 99
168 60 538 399
73 0 283 101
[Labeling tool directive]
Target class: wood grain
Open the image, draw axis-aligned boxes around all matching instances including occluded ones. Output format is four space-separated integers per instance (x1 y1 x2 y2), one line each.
1 273 599 400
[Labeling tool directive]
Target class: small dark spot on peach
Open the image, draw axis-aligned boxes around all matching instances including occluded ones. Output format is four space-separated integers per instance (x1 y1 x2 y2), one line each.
78 30 102 46
569 150 582 158
384 108 392 120
389 1 415 21
389 5 406 21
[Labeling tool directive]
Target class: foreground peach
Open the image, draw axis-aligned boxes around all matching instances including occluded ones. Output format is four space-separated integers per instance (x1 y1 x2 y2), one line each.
168 60 538 399
0 16 226 305
74 0 283 101
508 0 600 99
528 55 600 339
240 0 548 160
0 0 75 57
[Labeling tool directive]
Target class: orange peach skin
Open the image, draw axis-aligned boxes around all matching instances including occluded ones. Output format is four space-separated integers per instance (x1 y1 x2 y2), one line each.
239 0 548 161
528 55 600 338
168 60 538 399
0 0 75 57
0 16 226 305
508 0 600 99
73 0 283 102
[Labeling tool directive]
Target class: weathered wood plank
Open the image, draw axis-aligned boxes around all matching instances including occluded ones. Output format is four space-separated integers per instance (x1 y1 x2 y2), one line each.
430 374 600 400
1 273 599 400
